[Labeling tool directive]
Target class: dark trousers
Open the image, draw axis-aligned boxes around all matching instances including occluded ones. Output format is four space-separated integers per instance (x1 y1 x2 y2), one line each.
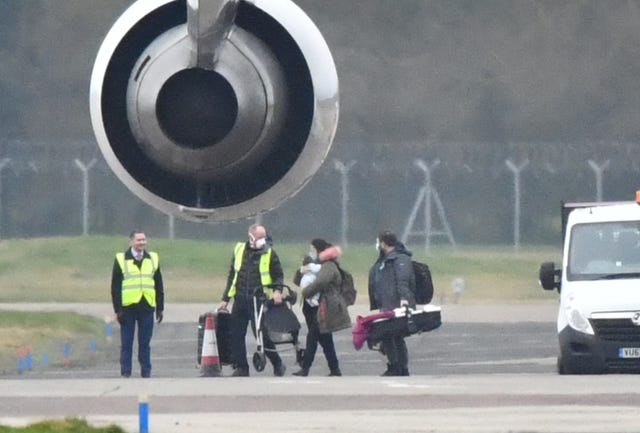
231 298 282 369
301 302 339 371
120 308 154 377
381 333 408 374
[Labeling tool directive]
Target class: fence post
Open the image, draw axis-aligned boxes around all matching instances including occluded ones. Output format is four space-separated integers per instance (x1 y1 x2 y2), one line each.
505 159 529 249
587 160 610 202
0 158 11 239
333 159 356 248
74 158 97 236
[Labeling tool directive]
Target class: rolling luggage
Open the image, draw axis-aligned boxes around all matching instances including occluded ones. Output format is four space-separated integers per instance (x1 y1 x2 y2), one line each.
197 309 233 366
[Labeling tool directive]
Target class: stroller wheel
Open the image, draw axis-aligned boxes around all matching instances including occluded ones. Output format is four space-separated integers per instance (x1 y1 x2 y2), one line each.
252 351 267 372
296 348 305 366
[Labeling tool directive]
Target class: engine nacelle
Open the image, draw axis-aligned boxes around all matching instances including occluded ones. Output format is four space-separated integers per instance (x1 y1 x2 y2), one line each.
90 0 339 222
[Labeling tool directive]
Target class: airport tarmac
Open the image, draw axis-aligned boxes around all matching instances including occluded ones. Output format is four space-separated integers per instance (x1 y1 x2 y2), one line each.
7 301 640 433
1 374 640 433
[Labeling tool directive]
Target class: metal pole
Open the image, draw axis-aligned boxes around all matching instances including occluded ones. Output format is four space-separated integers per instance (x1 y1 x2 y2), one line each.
74 158 97 236
333 159 356 248
414 159 440 251
0 158 11 239
587 160 610 202
168 214 175 239
505 159 529 249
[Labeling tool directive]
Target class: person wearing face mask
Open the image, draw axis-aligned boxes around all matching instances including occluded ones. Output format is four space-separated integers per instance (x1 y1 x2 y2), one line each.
292 238 350 377
219 224 286 377
368 230 416 376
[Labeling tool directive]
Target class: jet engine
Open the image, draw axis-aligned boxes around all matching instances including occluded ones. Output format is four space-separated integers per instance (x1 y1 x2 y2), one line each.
90 0 339 222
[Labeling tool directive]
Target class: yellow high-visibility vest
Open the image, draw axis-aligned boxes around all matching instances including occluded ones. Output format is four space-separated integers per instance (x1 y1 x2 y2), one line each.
116 252 159 307
227 242 273 298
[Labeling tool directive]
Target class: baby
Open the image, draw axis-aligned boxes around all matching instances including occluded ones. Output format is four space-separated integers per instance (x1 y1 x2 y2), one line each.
299 255 322 307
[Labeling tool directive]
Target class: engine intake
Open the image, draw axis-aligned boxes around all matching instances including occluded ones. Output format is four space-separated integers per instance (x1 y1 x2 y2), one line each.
90 0 339 222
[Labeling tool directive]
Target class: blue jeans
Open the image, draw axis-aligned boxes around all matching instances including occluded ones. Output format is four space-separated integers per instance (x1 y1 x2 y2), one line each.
120 308 154 377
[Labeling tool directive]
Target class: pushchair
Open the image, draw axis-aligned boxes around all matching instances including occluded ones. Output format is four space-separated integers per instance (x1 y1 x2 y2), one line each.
251 283 304 372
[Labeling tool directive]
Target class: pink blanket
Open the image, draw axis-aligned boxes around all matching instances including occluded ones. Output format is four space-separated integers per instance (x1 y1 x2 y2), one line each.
351 310 394 350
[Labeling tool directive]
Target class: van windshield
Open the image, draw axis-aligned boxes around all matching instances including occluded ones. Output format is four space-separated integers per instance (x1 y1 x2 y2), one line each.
567 222 640 281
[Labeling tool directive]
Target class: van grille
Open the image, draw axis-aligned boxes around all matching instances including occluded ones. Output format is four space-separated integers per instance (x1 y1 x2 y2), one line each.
590 318 640 342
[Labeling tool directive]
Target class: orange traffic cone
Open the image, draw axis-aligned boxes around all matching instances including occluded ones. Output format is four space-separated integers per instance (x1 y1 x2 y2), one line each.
200 312 221 377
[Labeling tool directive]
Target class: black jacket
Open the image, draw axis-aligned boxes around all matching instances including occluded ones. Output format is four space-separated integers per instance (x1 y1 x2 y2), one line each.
368 243 416 311
222 242 284 302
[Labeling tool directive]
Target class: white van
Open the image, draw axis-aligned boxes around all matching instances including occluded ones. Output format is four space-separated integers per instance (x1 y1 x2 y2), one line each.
540 195 640 374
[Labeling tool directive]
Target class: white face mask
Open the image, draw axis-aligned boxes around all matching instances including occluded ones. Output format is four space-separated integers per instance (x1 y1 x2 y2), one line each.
248 232 265 249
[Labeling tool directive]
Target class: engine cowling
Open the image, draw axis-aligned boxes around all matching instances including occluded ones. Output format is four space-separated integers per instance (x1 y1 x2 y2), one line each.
90 0 339 222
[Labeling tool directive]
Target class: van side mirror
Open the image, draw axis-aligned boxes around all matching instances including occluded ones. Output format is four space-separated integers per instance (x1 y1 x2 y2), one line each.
539 262 561 292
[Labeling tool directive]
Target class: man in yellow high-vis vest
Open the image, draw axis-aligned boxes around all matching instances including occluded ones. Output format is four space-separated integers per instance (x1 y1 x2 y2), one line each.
111 230 164 378
219 224 285 377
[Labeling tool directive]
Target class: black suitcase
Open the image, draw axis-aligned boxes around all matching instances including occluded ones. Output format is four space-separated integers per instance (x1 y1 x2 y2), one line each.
197 310 233 365
367 305 441 349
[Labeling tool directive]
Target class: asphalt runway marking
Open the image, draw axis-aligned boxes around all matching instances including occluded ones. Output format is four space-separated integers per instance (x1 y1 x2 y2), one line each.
2 393 639 416
442 357 556 366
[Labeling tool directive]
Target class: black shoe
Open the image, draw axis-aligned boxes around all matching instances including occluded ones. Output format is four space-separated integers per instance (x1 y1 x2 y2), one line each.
381 366 402 376
295 349 305 366
292 368 309 377
274 364 286 377
121 373 131 378
380 362 402 376
232 366 249 377
328 369 342 377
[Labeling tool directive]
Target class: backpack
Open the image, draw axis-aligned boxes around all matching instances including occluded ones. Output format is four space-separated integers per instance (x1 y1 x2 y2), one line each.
337 265 357 306
412 260 434 304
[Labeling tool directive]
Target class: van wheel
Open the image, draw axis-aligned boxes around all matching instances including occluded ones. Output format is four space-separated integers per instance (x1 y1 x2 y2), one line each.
557 356 567 375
